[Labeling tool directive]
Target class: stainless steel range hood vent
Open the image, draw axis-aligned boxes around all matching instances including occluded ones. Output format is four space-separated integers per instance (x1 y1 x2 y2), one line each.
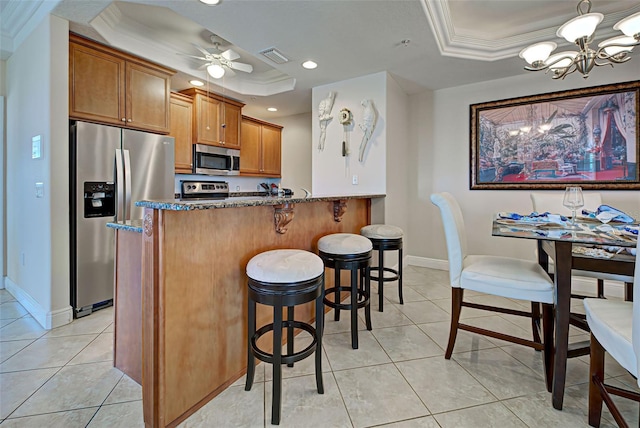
259 47 289 64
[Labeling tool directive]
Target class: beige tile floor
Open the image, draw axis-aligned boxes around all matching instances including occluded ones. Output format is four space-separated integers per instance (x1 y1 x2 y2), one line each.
1 266 638 427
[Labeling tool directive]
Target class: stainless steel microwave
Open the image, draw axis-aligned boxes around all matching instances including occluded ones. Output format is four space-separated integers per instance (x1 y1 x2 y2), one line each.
193 144 240 176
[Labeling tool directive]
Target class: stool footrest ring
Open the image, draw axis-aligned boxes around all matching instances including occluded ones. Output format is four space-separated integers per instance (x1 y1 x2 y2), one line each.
250 320 318 365
323 286 369 310
369 266 400 282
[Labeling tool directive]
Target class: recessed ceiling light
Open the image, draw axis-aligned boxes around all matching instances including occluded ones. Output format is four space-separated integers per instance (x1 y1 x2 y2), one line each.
190 80 204 87
199 0 221 4
302 60 318 70
267 107 278 112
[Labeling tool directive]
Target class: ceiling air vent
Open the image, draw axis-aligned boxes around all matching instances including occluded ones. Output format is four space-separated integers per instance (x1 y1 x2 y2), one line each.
260 47 289 64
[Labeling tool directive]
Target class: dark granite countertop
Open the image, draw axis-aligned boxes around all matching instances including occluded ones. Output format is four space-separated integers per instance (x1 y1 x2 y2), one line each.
106 219 144 233
135 193 385 211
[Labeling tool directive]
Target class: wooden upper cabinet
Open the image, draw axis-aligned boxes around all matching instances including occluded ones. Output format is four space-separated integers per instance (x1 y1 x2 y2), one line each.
180 88 244 149
240 116 282 177
69 33 174 134
222 103 242 150
69 41 125 126
261 124 282 176
169 92 194 174
239 119 262 175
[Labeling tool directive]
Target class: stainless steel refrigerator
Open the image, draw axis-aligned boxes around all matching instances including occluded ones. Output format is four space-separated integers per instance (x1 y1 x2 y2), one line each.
70 121 175 317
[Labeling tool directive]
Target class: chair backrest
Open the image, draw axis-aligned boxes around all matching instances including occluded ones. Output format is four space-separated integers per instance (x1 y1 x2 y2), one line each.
430 192 466 287
633 237 640 387
530 192 602 217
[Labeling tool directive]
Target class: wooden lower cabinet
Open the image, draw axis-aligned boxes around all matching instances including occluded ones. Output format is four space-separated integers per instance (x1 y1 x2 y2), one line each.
240 116 282 177
113 229 142 385
169 92 194 174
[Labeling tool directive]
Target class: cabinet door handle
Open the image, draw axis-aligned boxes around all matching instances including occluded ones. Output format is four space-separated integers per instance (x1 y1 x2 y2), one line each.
121 118 126 122
127 119 132 122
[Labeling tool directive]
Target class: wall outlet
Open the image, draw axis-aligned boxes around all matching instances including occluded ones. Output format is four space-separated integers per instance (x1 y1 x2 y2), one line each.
35 182 44 198
352 175 358 185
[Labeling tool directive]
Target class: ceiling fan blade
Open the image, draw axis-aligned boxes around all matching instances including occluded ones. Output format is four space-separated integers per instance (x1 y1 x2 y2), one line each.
228 61 253 73
179 53 210 61
192 43 212 57
221 48 240 61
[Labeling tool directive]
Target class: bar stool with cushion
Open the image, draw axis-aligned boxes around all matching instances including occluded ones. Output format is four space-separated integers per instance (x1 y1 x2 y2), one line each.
360 224 403 311
318 233 372 349
245 249 325 425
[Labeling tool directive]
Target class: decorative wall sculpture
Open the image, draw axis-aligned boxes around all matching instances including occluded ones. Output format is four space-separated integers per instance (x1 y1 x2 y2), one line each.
318 91 336 151
339 108 353 156
358 99 378 162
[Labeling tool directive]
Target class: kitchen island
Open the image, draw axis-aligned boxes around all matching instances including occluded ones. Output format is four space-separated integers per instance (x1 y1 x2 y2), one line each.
111 193 383 428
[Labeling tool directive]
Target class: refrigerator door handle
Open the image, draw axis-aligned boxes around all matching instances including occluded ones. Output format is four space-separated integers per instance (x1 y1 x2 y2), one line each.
115 149 125 221
123 149 132 221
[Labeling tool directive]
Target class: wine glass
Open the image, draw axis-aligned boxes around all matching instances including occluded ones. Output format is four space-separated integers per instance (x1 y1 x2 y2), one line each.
563 186 584 228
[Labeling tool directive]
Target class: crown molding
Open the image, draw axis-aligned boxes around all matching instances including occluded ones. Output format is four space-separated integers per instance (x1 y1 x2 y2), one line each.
420 0 640 62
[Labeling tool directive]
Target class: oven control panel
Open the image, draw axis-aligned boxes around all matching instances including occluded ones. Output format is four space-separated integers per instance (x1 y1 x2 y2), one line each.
180 180 229 199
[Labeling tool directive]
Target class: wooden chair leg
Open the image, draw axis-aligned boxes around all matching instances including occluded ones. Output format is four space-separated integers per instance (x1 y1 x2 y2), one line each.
588 335 605 427
624 282 633 302
542 303 554 393
531 302 542 345
445 287 463 359
597 279 605 299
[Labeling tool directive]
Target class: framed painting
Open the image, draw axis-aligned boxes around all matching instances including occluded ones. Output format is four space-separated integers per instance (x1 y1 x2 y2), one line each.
470 80 639 190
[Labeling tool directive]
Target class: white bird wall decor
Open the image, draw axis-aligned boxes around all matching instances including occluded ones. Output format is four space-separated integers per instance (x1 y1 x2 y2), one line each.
358 99 377 162
317 91 336 151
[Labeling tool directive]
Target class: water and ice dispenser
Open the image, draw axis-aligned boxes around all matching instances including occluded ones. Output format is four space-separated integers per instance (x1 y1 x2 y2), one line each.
83 182 115 218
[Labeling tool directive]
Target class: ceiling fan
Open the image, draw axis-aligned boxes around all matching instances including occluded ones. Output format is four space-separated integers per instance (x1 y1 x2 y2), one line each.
183 39 253 79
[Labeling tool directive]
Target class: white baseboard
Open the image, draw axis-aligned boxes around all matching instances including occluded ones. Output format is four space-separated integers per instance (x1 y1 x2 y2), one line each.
404 256 626 300
4 277 73 329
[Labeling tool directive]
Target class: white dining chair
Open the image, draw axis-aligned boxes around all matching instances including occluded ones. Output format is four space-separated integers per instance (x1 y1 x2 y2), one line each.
530 192 634 300
583 236 640 427
430 192 555 390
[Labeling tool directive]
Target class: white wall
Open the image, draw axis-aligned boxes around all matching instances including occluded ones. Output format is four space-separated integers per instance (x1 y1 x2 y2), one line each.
5 15 71 328
312 72 387 196
1 61 5 281
408 68 640 266
276 112 312 194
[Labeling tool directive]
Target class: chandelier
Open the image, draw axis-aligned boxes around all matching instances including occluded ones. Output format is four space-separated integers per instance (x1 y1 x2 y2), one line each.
519 0 640 79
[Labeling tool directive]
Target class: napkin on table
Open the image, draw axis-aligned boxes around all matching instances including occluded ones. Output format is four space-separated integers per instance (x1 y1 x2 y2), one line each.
581 205 635 224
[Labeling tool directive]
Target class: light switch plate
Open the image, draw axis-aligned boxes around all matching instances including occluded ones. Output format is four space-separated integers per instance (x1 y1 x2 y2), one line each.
32 135 42 159
35 182 44 198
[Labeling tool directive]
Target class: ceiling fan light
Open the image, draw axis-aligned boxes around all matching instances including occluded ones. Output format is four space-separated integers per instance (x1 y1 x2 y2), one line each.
598 36 636 56
614 11 640 38
545 51 578 69
199 0 221 5
519 42 557 65
207 63 225 79
557 13 603 42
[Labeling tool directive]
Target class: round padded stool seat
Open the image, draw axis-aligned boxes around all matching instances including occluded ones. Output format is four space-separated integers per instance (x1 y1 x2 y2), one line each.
247 249 324 283
360 224 403 240
318 233 373 255
360 224 404 312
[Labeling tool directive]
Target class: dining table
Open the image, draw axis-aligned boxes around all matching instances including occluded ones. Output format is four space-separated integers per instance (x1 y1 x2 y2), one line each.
491 214 637 410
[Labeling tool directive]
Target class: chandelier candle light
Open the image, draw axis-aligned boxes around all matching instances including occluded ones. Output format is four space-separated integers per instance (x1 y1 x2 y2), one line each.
519 0 640 79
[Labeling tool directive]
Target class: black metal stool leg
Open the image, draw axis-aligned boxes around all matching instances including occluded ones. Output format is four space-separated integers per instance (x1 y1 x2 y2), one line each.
287 306 294 368
398 247 404 305
334 267 341 321
350 266 359 349
272 301 283 425
378 248 384 311
315 290 324 394
245 297 256 391
363 266 372 330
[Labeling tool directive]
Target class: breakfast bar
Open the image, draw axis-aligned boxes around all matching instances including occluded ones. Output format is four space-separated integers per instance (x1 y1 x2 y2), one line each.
110 194 382 428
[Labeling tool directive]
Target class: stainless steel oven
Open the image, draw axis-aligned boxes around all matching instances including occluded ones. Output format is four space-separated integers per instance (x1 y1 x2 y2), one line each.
193 144 240 176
